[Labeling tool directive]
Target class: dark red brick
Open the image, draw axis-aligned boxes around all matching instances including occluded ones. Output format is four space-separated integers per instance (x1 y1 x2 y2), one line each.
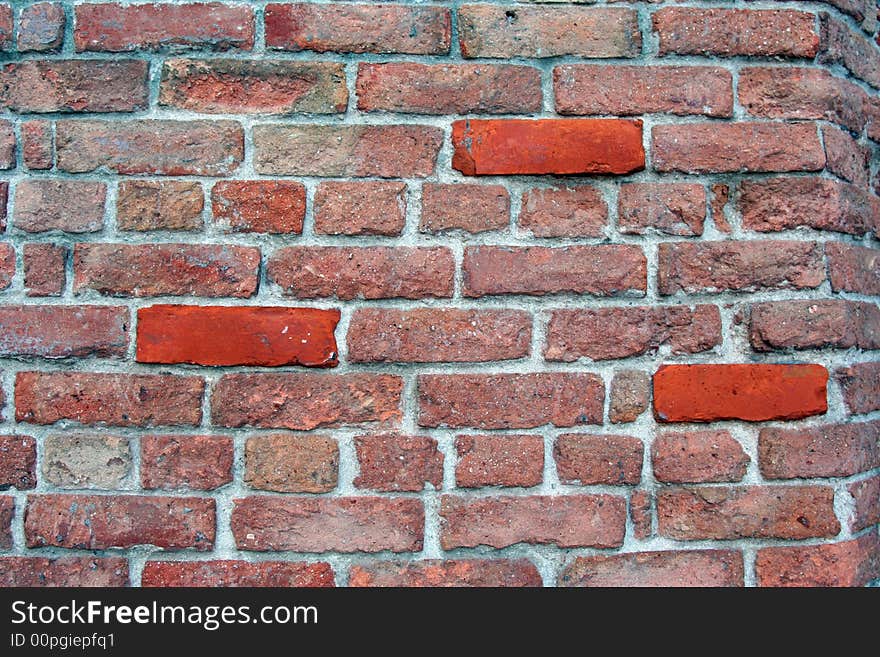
750 300 880 351
142 561 334 587
652 430 749 483
826 243 880 295
756 534 880 587
354 434 443 492
0 435 36 490
141 435 233 491
555 434 643 485
848 475 880 532
619 183 706 236
0 305 128 359
518 185 607 238
0 557 128 587
14 180 105 233
836 362 880 415
21 120 54 170
23 243 66 296
314 182 406 236
420 184 509 234
560 550 744 587
455 434 543 488
17 3 65 52
211 181 305 234
350 560 541 588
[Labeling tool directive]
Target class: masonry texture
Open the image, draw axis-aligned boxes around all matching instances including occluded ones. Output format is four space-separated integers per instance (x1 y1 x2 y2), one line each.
0 0 878 588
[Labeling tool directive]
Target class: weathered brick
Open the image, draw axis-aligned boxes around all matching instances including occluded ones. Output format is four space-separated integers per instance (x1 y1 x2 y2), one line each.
452 119 644 176
161 59 346 114
74 243 260 298
75 2 254 52
463 245 646 298
518 185 607 238
756 534 880 587
658 241 825 294
560 551 744 587
212 373 402 430
21 120 53 170
555 434 643 485
750 300 880 351
454 434 543 488
142 561 334 588
0 242 12 290
211 181 304 235
42 434 131 489
0 121 12 169
0 557 128 587
14 180 105 233
0 435 36 490
836 362 880 415
232 496 424 553
314 181 406 236
0 4 10 51
245 434 338 494
555 65 732 117
420 184 509 234
0 496 11 549
348 308 530 363
0 305 128 359
254 124 441 177
350 560 541 588
118 181 204 232
25 494 215 550
618 183 706 236
848 475 880 532
23 243 66 297
354 434 443 492
459 5 640 58
610 370 650 424
822 125 870 187
819 13 880 89
56 120 243 176
826 243 880 295
659 486 840 540
265 3 450 54
419 373 604 429
440 495 626 549
141 435 233 491
268 246 454 300
15 371 204 427
630 491 652 539
0 60 148 112
652 123 825 173
545 305 721 361
654 364 828 423
17 3 64 52
652 431 749 483
710 184 732 233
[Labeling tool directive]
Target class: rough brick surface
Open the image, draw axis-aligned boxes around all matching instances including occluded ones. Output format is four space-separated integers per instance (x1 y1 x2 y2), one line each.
759 421 880 479
354 434 443 492
826 243 880 295
245 434 338 493
652 431 749 483
848 475 880 532
350 560 541 588
618 183 706 236
750 300 880 351
141 435 233 491
18 3 65 53
23 244 66 297
117 181 204 233
314 182 406 236
609 371 650 424
455 434 543 489
518 185 607 238
14 180 106 233
835 362 880 414
0 305 128 359
21 121 53 170
420 184 510 234
0 557 129 587
142 561 334 588
211 181 305 234
554 434 643 485
756 535 880 587
0 435 36 490
42 434 131 489
560 551 744 587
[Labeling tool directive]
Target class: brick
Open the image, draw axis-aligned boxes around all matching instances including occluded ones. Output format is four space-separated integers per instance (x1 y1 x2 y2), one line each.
211 181 304 235
137 305 339 367
518 185 607 238
870 99 880 142
232 496 424 553
254 124 441 178
0 557 128 587
759 420 880 479
454 434 543 488
265 3 450 55
738 67 867 132
245 434 338 494
610 371 650 424
848 475 880 532
0 305 128 359
17 3 64 52
15 372 204 427
161 59 346 114
118 181 204 232
420 184 509 234
0 182 7 230
268 246 453 300
440 495 626 549
464 245 646 298
354 434 443 492
75 2 254 52
618 183 706 236
21 121 53 170
654 8 819 58
750 300 880 351
14 180 105 233
836 362 880 415
419 373 604 429
56 120 243 176
358 63 540 115
0 60 148 112
826 243 880 295
0 243 12 291
659 486 840 540
819 14 880 89
142 561 334 588
560 551 744 587
452 119 644 176
0 435 36 490
555 65 732 117
711 184 732 233
0 121 12 169
314 182 406 236
822 125 870 187
459 5 639 58
658 241 825 294
350 560 541 588
141 435 232 491
545 305 721 361
654 364 828 423
652 431 749 483
212 373 402 430
23 243 66 296
0 370 4 420
739 177 880 237
630 491 652 539
42 434 131 489
0 496 11 548
555 434 643 486
652 123 825 173
25 494 215 550
347 308 530 363
0 4 9 50
74 243 260 298
756 535 880 587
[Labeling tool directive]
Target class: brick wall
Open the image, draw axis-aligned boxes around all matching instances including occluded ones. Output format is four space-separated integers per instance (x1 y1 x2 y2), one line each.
0 1 878 587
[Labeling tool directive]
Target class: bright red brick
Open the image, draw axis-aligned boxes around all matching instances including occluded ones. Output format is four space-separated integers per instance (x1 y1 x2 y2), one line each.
836 362 880 415
141 435 233 491
0 557 128 587
555 434 643 485
354 434 443 492
756 534 880 587
245 434 338 493
14 180 105 233
848 475 880 532
21 120 53 169
17 3 65 52
0 305 128 359
455 434 543 488
211 181 305 234
314 182 406 236
826 243 880 295
420 184 509 234
117 181 204 232
142 561 334 588
0 435 36 490
652 430 749 483
560 550 744 587
350 560 541 588
618 183 706 236
518 185 607 238
750 300 880 351
23 243 66 296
